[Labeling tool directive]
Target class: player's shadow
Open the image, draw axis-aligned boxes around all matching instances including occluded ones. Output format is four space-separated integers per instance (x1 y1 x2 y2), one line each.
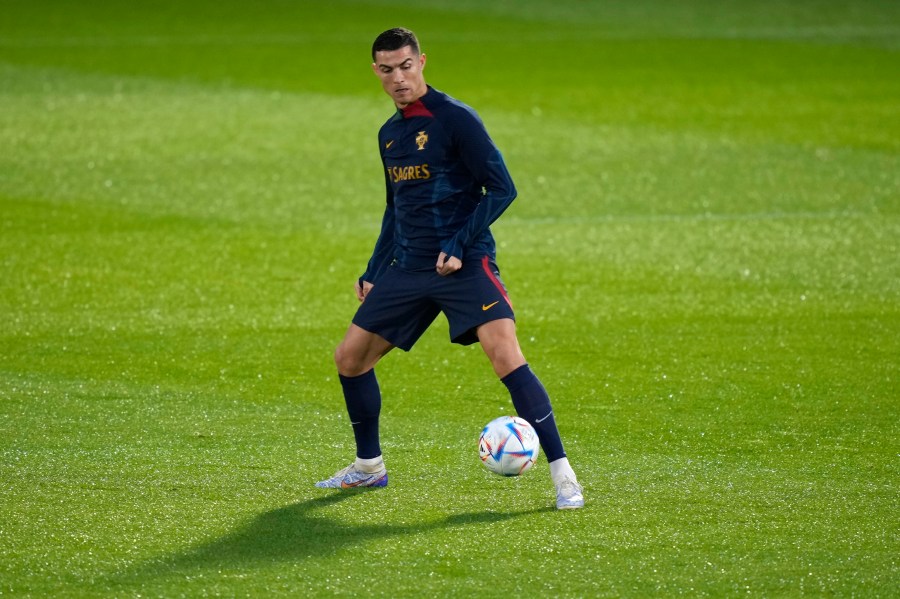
132 491 551 580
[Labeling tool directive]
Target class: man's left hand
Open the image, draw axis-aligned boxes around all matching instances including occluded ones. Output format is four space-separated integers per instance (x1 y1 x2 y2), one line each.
436 252 462 276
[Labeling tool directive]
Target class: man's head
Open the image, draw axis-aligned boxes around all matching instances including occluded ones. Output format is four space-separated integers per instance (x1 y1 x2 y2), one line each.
371 27 427 109
371 27 420 61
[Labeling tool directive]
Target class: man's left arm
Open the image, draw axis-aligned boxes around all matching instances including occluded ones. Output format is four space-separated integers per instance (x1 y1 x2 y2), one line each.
440 112 517 262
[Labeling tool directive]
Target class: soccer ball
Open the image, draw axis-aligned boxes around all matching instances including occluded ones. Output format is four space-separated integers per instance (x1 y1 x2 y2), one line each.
478 416 540 476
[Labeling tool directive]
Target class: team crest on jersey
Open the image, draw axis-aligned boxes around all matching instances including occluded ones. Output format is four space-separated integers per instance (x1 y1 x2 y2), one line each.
415 130 429 151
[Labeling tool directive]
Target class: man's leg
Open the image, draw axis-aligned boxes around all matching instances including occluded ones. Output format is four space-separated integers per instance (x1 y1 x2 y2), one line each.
316 324 394 489
477 319 566 458
334 323 395 459
478 319 584 508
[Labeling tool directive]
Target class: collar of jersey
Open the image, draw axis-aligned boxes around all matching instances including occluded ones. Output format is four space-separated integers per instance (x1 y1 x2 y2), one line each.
400 86 435 119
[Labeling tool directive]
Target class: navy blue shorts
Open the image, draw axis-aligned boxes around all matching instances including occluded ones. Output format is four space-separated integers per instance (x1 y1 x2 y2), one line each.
352 255 516 351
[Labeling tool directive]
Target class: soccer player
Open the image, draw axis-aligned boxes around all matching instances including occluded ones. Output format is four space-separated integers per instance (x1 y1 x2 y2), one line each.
316 27 584 509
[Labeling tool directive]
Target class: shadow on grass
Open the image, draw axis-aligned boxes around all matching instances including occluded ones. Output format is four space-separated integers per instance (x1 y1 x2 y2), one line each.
129 490 552 582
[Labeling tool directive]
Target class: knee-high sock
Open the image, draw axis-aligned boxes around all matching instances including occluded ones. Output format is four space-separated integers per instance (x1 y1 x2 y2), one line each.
339 369 382 459
501 364 566 462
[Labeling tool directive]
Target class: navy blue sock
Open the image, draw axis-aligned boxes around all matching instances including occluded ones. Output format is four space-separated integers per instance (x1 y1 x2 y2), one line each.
339 369 382 459
501 364 566 462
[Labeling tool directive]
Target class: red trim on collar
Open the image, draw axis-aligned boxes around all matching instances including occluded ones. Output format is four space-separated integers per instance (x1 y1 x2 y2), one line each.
402 99 434 118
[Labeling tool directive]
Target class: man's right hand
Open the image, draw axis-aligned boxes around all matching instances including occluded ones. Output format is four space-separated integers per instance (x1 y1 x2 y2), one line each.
355 279 374 303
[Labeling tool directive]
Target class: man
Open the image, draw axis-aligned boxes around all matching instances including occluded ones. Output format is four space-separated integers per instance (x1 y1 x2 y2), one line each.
316 27 584 509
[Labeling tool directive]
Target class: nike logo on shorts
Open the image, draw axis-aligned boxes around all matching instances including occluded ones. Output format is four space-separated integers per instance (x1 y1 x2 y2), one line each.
482 301 500 311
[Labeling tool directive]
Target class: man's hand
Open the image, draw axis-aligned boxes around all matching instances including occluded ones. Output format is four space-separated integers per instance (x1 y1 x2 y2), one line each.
436 252 462 276
355 279 374 302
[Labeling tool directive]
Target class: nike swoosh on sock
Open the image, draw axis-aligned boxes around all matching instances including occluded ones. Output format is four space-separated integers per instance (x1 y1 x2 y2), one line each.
535 411 553 423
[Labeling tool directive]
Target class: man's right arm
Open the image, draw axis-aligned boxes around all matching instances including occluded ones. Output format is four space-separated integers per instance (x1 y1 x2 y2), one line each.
357 136 396 300
359 200 395 290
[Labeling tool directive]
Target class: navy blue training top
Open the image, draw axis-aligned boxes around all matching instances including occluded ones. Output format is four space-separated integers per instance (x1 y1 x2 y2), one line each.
361 86 517 283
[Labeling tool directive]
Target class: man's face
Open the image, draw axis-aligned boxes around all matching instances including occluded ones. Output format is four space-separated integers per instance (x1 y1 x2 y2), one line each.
372 45 427 108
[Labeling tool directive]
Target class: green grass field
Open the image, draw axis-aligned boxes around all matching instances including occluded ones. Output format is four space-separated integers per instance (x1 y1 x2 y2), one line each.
1 0 898 596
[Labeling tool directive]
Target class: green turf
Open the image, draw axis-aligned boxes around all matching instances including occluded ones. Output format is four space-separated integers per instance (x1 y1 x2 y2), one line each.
1 0 898 596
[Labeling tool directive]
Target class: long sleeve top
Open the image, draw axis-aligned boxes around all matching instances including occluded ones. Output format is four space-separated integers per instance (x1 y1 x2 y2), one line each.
361 86 517 283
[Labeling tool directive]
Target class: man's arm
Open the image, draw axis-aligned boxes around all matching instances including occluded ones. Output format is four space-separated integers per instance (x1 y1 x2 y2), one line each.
360 201 396 289
441 111 517 262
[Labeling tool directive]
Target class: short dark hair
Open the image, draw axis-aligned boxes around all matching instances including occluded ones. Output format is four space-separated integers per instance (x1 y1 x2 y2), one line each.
372 27 420 61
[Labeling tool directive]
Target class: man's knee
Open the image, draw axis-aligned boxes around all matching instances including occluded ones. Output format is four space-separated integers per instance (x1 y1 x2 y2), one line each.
334 341 364 376
333 342 350 373
334 326 392 377
489 348 526 378
478 320 526 378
